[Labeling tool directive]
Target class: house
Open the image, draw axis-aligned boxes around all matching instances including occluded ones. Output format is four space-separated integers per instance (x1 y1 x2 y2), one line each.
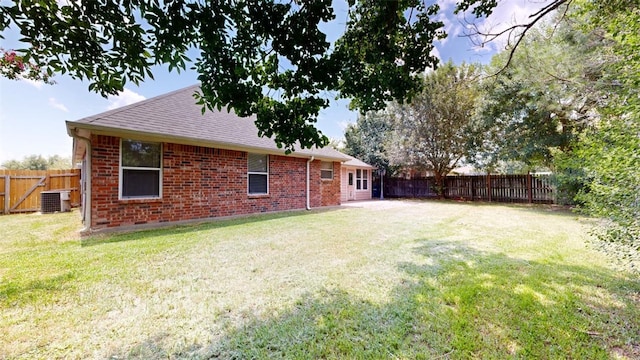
66 85 372 233
340 155 374 202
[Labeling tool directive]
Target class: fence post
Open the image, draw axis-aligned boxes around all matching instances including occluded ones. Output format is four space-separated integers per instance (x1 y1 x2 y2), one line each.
470 176 475 200
4 175 9 214
487 173 492 202
527 173 533 204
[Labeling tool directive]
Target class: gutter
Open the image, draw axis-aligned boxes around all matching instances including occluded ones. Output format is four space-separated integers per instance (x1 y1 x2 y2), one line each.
306 156 314 210
69 128 92 233
67 122 351 163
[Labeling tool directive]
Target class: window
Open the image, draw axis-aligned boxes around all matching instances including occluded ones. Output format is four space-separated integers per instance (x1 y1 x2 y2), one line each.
363 169 368 190
348 172 354 186
356 169 368 190
248 153 268 194
120 139 162 198
320 161 333 180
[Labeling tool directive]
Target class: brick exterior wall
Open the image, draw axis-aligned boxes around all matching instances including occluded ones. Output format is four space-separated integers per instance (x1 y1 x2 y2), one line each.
89 135 341 231
317 161 341 206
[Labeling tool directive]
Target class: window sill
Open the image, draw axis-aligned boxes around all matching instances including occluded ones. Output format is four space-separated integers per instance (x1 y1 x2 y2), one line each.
119 197 163 203
248 194 270 199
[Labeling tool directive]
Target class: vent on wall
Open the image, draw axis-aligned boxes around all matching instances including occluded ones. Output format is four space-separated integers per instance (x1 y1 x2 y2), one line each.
41 191 71 213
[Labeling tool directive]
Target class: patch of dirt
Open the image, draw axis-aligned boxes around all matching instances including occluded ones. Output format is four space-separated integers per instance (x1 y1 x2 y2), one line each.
611 344 640 359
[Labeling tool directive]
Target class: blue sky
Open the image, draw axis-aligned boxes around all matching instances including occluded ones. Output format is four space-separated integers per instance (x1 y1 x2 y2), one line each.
0 0 546 164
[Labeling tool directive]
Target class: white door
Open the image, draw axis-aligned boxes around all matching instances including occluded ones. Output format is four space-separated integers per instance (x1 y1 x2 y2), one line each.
348 171 356 200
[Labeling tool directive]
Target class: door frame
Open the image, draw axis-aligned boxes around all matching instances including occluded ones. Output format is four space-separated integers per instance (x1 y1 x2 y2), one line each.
347 170 356 200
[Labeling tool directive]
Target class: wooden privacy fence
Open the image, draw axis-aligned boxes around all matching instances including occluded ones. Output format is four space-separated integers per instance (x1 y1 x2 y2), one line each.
0 169 81 214
384 174 555 204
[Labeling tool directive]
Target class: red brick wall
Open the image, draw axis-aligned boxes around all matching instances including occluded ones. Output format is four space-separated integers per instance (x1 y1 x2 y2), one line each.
89 135 341 231
317 161 341 207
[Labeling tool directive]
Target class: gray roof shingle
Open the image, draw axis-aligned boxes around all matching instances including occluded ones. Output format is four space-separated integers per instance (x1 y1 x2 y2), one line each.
343 155 375 169
67 84 350 161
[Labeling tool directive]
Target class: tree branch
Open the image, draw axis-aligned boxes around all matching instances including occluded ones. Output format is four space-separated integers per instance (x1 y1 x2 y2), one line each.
462 0 573 75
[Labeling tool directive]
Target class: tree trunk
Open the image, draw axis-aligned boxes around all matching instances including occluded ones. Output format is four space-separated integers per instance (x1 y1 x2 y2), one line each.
434 171 445 199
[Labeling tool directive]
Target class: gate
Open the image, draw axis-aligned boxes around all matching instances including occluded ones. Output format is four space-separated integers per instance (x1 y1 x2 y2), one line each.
0 169 81 214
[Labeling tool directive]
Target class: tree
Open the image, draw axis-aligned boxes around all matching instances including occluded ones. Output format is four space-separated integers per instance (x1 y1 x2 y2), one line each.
1 49 54 84
0 0 453 152
1 154 72 170
466 13 616 204
462 0 573 73
576 116 640 266
388 62 480 197
343 111 393 174
467 1 639 265
467 18 606 171
572 1 640 267
1 0 556 152
46 155 73 169
2 154 48 170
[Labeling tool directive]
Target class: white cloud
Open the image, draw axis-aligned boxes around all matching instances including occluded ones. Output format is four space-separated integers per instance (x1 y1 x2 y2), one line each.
465 0 551 52
437 0 458 12
431 46 441 62
337 120 354 131
435 12 455 46
20 77 44 89
56 0 81 6
434 0 475 48
48 97 69 112
107 88 146 110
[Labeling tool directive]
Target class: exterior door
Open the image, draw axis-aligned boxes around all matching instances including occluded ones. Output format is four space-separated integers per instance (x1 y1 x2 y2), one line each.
347 171 356 200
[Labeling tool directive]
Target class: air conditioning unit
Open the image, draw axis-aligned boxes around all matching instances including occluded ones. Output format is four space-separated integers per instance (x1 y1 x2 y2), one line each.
41 191 71 213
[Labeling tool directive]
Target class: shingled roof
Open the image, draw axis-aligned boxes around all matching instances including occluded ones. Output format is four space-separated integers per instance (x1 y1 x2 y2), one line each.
66 84 350 162
343 155 375 169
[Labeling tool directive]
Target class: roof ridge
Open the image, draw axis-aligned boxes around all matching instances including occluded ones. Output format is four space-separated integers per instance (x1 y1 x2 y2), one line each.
78 84 200 124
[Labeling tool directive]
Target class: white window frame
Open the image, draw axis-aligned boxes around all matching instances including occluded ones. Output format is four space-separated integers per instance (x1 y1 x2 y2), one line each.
119 139 162 199
362 169 369 190
356 169 369 190
248 153 269 195
320 161 334 180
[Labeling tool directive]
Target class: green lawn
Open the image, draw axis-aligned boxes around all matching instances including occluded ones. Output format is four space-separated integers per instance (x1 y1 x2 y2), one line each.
1 201 639 359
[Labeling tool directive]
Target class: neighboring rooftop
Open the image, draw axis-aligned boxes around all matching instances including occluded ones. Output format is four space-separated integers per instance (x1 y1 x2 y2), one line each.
66 84 350 162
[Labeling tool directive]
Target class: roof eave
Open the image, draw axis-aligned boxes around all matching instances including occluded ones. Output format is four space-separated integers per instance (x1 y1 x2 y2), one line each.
344 163 376 169
66 121 91 165
66 121 350 162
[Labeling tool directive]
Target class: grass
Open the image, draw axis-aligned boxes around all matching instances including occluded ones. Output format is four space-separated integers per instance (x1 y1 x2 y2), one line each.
1 200 639 359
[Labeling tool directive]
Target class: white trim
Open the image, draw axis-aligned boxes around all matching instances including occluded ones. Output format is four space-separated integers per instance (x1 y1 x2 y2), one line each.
70 131 92 232
355 169 369 191
320 161 334 180
247 153 269 195
347 170 356 200
119 139 163 200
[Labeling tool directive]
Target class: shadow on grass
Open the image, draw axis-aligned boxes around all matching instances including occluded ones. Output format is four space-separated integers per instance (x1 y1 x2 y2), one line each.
81 207 341 247
81 201 574 248
111 241 640 359
437 198 576 215
0 271 77 306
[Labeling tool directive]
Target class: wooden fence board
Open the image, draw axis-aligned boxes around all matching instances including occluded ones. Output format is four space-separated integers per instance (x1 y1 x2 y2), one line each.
383 174 555 204
0 169 81 214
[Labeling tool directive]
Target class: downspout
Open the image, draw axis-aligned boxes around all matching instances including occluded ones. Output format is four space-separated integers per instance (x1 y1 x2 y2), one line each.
70 129 92 233
306 156 314 210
